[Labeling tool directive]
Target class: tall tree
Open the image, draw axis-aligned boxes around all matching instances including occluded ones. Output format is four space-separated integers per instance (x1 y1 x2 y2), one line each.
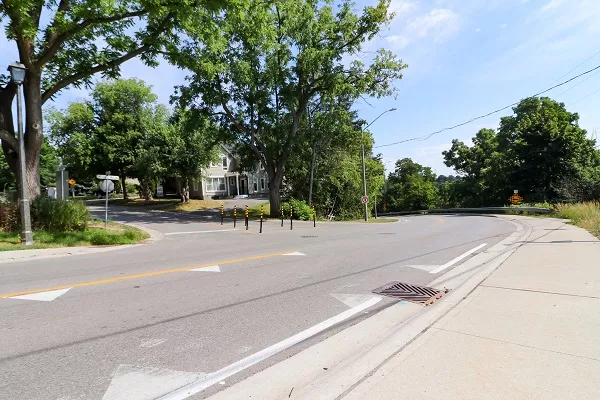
174 0 407 215
383 158 438 211
48 79 160 198
0 0 225 197
162 110 218 203
443 97 600 204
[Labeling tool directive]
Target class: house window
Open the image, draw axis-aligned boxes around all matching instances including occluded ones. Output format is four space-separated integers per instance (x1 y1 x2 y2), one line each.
222 156 228 170
259 162 265 170
253 178 258 191
267 181 270 189
193 181 199 191
260 178 265 190
206 177 226 192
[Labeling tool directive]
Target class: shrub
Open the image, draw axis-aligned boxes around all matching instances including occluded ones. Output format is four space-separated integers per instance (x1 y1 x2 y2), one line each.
31 197 90 231
282 198 312 221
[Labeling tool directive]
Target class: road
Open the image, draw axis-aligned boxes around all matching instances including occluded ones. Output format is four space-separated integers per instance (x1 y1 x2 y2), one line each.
0 207 515 400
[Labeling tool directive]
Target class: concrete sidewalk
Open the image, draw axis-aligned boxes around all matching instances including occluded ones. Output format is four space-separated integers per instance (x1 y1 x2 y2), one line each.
343 216 600 400
206 216 600 400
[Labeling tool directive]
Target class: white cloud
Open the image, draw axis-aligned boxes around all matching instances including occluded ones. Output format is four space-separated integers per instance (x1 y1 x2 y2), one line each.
407 9 460 42
389 0 417 17
475 27 481 32
500 23 507 29
386 35 411 50
541 0 566 12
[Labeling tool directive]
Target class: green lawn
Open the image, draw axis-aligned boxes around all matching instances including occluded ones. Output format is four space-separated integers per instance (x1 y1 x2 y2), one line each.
0 222 149 251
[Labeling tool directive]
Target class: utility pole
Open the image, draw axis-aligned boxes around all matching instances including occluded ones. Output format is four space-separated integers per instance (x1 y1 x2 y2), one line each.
360 108 397 222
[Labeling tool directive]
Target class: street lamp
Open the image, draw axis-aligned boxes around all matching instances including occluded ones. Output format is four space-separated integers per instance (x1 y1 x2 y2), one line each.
7 61 34 246
361 107 397 222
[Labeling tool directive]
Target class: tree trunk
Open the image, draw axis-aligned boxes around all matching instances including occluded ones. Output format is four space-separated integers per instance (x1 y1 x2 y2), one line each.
141 180 153 201
179 178 190 203
121 175 128 199
1 74 43 200
268 177 282 217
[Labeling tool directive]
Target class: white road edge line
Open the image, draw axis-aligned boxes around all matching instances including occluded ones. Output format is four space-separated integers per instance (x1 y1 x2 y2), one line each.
164 229 237 236
429 243 487 274
157 296 382 400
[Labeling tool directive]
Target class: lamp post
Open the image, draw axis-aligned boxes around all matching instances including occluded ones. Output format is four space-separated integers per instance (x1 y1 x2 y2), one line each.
7 62 34 246
360 108 396 221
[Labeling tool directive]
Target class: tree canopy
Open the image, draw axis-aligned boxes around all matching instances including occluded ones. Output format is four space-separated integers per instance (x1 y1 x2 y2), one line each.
0 0 227 197
173 0 406 214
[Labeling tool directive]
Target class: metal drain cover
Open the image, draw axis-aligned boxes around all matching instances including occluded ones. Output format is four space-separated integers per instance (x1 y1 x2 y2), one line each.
378 232 396 235
373 282 448 305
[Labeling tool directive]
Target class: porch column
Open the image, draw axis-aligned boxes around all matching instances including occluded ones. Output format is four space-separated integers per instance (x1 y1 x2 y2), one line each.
236 173 240 196
226 174 230 197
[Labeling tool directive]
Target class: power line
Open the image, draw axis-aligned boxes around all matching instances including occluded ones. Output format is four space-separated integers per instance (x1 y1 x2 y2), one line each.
549 48 600 85
568 87 600 107
375 64 600 149
557 68 600 97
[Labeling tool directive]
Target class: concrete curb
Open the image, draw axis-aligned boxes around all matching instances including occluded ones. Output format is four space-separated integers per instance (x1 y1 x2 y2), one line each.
206 215 534 400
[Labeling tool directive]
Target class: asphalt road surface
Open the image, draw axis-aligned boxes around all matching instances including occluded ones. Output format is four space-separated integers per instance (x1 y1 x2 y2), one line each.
0 207 515 400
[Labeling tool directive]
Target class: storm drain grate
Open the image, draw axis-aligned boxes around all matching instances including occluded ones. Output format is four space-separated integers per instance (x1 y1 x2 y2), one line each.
300 235 318 238
378 232 396 235
373 281 449 305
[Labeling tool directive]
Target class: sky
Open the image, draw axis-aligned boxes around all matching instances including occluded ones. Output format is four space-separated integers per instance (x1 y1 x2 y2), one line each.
2 0 600 176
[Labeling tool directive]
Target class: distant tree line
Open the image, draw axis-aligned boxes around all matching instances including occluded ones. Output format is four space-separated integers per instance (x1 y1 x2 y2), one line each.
383 97 600 211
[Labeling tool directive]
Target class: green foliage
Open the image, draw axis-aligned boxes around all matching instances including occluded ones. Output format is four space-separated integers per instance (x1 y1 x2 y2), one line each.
88 227 147 245
282 199 313 221
174 0 406 215
0 198 91 232
0 226 148 250
383 158 438 211
443 97 600 205
30 198 90 231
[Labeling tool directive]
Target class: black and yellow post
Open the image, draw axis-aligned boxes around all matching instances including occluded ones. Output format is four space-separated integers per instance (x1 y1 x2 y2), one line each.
260 205 264 233
220 204 224 225
290 205 293 230
313 206 316 227
233 205 237 228
245 205 249 230
281 205 284 227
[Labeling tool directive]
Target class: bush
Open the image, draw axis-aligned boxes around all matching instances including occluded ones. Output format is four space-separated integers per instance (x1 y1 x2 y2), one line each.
282 198 313 221
31 197 90 231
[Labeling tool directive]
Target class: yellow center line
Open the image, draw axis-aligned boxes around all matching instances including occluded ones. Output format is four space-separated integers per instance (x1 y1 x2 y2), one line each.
0 250 296 299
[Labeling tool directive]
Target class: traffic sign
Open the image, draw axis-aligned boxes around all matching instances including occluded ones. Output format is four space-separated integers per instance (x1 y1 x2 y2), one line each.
361 195 369 205
96 174 120 181
509 194 523 205
100 180 115 193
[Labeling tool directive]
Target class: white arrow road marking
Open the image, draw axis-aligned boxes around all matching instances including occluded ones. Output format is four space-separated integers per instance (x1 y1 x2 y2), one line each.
165 229 236 236
282 251 305 256
331 293 381 308
189 265 221 273
404 265 440 272
156 296 382 400
102 364 206 400
429 243 488 274
9 287 72 302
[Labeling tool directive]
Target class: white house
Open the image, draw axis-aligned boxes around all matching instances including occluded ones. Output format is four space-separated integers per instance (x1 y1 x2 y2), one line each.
189 145 270 199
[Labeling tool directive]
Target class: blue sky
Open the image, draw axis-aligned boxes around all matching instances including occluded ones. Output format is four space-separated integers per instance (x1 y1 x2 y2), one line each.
2 0 600 175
